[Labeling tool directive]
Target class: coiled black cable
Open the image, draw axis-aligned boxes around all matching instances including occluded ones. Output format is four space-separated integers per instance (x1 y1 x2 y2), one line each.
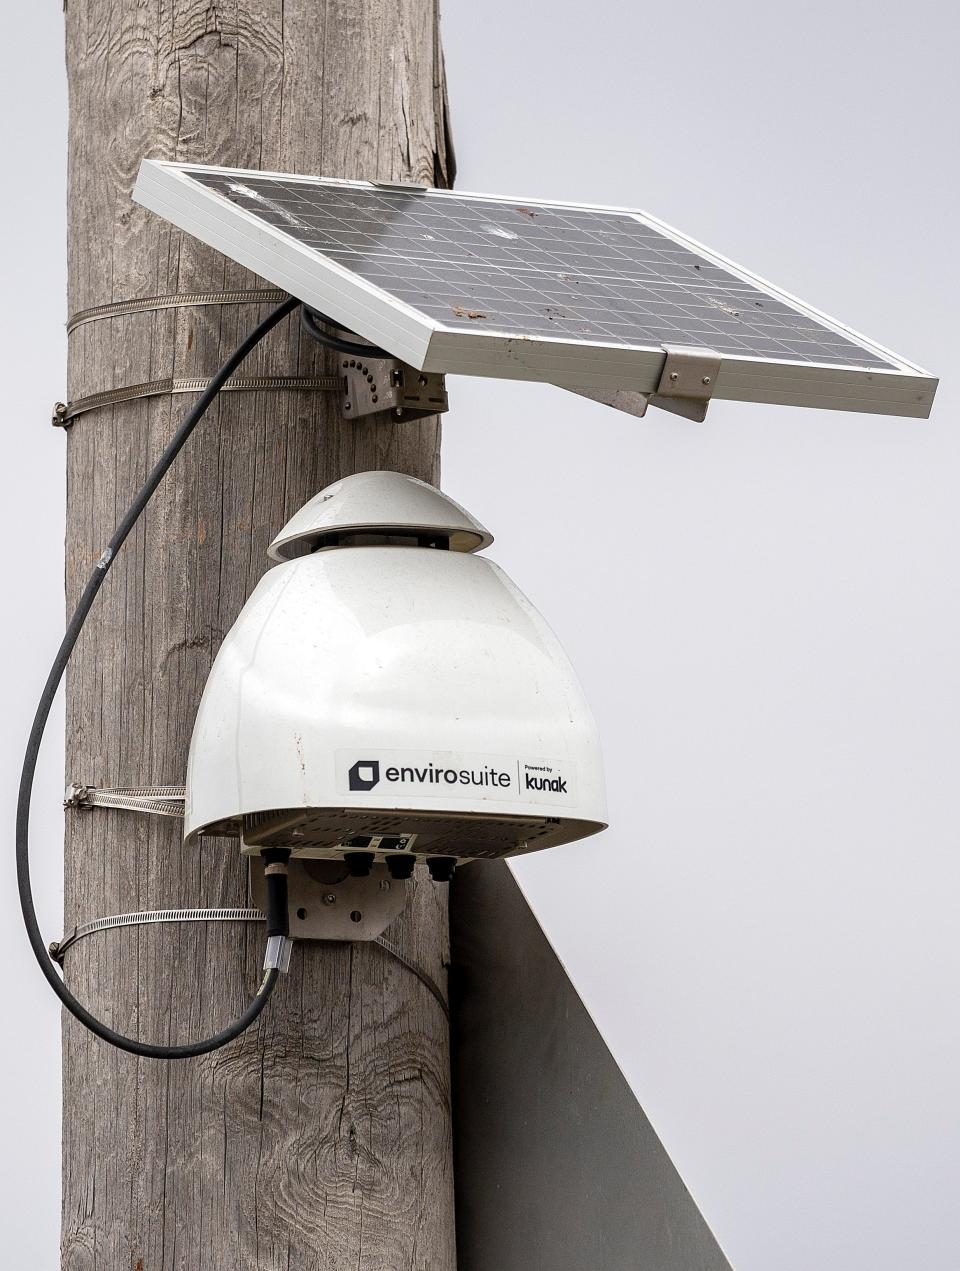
16 296 299 1059
300 304 390 358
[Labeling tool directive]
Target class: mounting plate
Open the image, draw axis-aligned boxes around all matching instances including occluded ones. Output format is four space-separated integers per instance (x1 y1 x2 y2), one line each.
250 858 406 941
342 357 448 422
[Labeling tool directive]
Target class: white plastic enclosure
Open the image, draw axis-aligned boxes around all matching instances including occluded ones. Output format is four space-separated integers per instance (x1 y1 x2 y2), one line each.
185 472 606 862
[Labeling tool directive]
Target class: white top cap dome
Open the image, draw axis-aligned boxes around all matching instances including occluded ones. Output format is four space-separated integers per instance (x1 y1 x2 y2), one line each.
268 470 493 561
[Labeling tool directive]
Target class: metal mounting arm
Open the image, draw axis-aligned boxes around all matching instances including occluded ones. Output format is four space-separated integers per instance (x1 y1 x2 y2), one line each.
563 344 721 423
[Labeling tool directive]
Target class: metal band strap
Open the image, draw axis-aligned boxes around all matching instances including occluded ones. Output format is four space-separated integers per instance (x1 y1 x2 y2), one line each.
50 908 449 1017
65 783 186 818
50 908 262 962
66 288 290 335
56 287 344 426
374 936 450 1018
53 373 342 427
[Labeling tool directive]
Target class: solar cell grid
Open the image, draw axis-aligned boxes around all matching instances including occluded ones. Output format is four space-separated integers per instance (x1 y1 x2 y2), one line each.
191 171 893 370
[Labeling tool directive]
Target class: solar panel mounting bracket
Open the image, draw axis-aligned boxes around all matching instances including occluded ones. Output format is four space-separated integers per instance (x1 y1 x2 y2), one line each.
561 385 653 419
566 346 721 422
649 345 721 422
341 356 449 422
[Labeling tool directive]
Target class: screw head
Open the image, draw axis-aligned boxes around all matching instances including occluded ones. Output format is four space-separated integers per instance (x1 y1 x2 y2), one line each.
702 376 711 385
323 893 337 905
669 371 679 382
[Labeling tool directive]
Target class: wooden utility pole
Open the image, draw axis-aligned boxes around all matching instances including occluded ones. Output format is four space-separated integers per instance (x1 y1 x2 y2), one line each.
62 4 456 1267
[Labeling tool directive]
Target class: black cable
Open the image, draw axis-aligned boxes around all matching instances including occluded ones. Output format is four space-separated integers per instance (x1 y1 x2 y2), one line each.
17 296 299 1060
300 304 390 358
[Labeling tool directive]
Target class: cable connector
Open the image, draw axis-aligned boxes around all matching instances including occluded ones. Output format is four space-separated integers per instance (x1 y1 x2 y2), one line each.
264 935 294 974
260 851 293 972
261 849 292 976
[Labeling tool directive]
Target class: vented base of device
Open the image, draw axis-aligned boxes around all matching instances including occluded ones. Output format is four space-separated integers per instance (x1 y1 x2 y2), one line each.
226 806 606 861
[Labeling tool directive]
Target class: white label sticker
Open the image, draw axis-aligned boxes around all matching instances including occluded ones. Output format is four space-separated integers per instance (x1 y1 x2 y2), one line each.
336 750 575 806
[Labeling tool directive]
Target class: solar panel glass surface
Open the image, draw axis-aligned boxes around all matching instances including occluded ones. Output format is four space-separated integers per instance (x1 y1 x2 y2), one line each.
191 170 892 371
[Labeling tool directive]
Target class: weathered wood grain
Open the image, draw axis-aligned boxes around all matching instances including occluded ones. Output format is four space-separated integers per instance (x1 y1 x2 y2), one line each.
62 3 455 1267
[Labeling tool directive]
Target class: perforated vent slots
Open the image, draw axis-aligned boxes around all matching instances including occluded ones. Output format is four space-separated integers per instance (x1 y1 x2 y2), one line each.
241 807 596 860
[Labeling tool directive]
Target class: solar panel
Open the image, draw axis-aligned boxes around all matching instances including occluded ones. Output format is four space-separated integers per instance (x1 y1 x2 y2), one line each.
134 161 937 418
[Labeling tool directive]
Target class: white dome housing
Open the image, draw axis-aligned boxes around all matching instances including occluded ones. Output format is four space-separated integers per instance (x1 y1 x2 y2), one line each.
184 471 606 864
268 469 493 560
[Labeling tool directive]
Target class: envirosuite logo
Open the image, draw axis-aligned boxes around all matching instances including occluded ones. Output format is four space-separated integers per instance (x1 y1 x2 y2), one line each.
347 760 381 791
339 751 574 805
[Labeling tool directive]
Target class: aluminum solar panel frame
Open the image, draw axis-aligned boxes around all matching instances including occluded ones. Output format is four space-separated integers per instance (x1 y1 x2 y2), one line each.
133 160 938 418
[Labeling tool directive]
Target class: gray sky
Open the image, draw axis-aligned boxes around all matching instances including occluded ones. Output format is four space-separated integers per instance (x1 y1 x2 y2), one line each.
1 2 957 1268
